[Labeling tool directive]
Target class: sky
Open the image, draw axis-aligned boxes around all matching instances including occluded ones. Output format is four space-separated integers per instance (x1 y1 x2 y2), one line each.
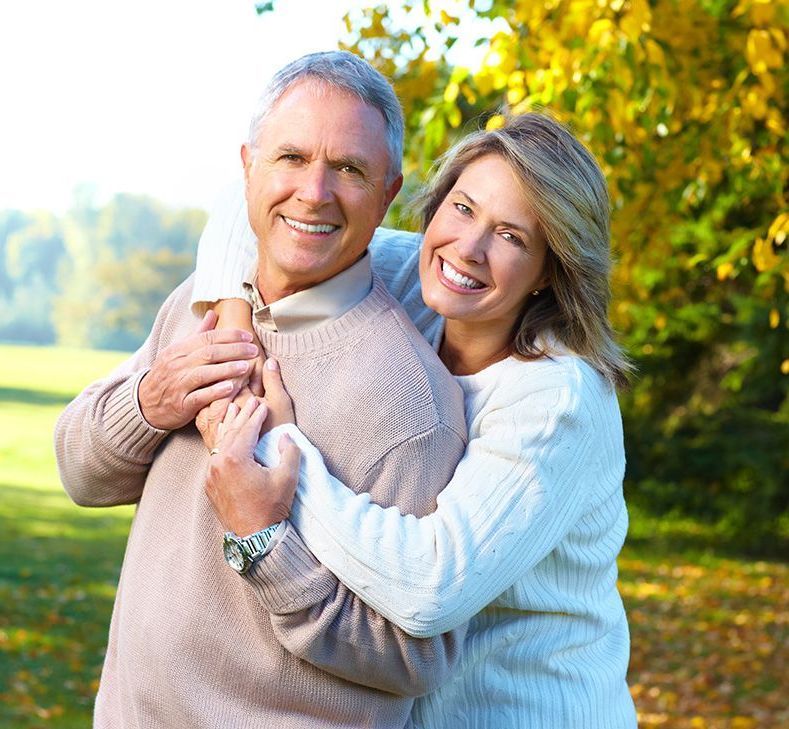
0 1 381 213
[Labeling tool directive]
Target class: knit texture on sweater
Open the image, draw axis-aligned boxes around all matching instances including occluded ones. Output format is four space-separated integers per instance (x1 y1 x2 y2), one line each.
54 274 467 729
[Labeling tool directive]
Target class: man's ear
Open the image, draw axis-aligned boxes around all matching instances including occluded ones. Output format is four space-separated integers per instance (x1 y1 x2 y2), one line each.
241 144 253 186
379 173 404 220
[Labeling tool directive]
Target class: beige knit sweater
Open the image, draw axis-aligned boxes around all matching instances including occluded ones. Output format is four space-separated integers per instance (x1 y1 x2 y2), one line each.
54 274 468 729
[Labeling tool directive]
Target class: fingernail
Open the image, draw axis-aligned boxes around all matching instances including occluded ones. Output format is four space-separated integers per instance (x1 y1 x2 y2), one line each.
265 358 279 371
234 361 250 373
240 331 253 342
244 344 258 356
219 380 233 392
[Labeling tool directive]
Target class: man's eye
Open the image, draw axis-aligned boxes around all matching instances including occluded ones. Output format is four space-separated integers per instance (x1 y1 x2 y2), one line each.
339 164 362 175
280 154 302 163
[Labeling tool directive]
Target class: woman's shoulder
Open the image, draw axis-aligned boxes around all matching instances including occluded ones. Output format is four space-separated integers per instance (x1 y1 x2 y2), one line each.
464 352 618 422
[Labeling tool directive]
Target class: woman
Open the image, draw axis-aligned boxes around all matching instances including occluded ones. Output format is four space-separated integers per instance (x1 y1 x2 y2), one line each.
194 113 637 728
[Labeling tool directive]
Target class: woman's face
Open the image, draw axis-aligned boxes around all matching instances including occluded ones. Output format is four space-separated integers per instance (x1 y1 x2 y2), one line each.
419 154 548 332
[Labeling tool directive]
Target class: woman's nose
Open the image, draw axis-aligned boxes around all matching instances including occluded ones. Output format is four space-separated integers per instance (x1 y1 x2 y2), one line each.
453 229 487 264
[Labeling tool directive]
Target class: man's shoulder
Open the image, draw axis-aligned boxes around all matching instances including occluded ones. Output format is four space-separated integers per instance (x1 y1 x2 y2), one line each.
145 274 201 347
352 281 465 439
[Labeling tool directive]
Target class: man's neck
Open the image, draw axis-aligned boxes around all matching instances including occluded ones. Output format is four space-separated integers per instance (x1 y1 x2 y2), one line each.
254 266 310 305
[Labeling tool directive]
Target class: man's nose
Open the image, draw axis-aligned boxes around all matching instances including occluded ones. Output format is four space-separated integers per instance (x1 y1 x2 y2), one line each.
296 163 333 207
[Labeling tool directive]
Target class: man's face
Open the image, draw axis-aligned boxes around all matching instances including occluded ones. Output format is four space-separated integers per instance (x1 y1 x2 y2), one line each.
242 80 402 302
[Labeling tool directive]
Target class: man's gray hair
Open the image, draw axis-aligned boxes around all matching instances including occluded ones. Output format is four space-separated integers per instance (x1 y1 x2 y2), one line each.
248 50 404 184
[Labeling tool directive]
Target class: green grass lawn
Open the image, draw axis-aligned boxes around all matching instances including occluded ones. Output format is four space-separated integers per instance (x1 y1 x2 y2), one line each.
1 344 785 728
1 345 132 728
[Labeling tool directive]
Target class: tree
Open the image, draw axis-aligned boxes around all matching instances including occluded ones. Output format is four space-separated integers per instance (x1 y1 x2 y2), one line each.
341 0 787 551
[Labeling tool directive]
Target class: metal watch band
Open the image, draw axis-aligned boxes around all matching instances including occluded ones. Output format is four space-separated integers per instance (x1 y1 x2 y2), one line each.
239 523 281 561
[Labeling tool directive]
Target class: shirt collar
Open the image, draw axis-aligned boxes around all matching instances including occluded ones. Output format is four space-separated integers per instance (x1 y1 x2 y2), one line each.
242 253 373 334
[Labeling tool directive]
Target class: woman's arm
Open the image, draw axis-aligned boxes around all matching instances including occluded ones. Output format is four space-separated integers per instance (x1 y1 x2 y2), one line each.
191 180 257 314
255 358 623 637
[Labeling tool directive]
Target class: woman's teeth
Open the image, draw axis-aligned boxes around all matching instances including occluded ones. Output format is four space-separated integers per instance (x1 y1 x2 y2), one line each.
284 216 337 234
442 260 484 289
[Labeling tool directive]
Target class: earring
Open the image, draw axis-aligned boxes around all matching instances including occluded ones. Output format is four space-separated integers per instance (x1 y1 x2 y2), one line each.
531 289 540 296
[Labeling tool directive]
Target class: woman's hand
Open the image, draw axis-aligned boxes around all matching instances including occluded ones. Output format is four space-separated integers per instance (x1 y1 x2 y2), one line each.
204 397 301 536
214 298 264 397
195 298 264 449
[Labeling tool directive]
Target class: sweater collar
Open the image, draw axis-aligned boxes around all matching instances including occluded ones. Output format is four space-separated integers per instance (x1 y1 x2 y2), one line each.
243 253 372 334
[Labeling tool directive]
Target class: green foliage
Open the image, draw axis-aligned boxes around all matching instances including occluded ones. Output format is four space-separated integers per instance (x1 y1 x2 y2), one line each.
0 196 206 350
341 0 788 553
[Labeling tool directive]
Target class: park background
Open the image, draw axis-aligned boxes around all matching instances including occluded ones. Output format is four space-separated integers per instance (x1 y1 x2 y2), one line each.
0 0 785 727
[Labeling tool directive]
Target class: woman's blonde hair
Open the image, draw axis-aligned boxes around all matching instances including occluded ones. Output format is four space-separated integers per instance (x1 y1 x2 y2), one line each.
416 112 632 388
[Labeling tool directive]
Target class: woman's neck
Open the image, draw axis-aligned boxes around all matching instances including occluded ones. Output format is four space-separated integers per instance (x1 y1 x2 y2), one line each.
439 319 513 376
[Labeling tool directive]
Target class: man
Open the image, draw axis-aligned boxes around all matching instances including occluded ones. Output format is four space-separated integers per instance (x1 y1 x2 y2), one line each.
55 51 467 728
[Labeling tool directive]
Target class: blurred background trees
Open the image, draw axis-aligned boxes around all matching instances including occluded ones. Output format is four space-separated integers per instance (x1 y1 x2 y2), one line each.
0 197 204 351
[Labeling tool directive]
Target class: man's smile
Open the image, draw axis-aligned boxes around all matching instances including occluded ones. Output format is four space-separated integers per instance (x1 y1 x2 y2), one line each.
282 215 340 235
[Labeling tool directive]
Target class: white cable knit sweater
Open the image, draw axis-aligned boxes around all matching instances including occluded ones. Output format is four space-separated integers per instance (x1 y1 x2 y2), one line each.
192 183 638 728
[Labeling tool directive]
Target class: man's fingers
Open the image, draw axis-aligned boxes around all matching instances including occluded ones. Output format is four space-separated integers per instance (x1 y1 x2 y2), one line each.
187 360 253 392
262 358 287 403
200 328 253 346
275 434 301 482
191 341 260 366
183 380 235 415
196 309 218 334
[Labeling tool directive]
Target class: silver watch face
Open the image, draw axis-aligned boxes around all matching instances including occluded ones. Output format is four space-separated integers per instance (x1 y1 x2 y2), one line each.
223 536 247 573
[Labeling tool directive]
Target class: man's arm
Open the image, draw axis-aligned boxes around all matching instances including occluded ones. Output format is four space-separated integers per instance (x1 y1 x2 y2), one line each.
55 280 258 507
205 398 468 697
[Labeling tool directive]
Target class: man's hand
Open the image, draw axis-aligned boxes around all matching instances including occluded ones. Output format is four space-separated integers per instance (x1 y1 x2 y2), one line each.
138 311 259 431
205 397 301 536
260 358 296 432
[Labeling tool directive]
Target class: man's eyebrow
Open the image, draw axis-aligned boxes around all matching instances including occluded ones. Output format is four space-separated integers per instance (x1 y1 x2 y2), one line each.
454 189 536 240
272 144 306 157
270 145 371 174
329 154 370 173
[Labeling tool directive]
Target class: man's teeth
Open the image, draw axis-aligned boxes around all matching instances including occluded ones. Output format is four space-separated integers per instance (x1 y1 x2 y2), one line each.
284 216 337 234
442 260 484 289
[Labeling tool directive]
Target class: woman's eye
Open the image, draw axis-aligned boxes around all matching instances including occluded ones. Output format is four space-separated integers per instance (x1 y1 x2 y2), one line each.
501 231 525 247
453 202 472 216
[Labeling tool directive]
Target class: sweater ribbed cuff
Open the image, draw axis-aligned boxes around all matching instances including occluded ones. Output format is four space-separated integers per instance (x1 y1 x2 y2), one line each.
101 371 170 462
244 525 336 614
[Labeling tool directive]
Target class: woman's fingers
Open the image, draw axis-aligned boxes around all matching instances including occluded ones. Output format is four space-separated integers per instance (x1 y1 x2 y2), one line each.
249 355 265 398
222 398 267 452
222 401 240 431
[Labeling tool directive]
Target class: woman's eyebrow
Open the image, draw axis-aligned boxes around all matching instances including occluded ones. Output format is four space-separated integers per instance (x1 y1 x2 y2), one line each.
454 189 535 239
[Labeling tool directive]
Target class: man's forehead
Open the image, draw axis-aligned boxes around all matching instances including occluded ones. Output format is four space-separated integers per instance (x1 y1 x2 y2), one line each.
263 79 385 132
257 80 390 162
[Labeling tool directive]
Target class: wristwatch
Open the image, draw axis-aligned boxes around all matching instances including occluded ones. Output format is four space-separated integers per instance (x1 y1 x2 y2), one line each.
223 523 281 574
